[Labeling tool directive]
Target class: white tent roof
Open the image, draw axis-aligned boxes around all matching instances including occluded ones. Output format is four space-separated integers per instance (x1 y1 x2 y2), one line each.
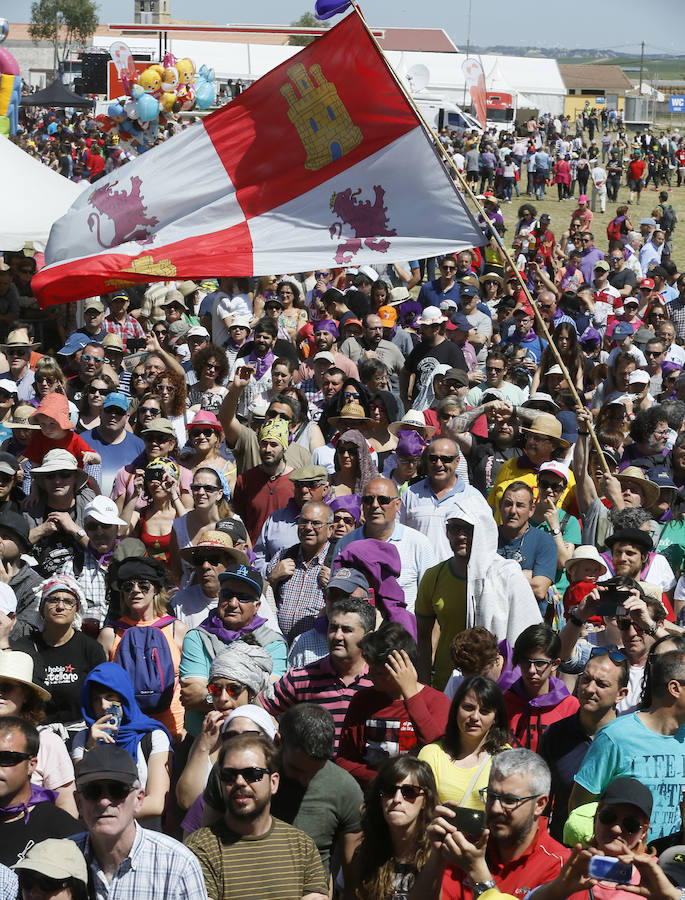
1 138 87 252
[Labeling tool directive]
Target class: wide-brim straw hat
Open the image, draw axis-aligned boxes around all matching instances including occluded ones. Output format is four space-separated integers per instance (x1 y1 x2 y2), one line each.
329 401 374 430
179 530 249 566
616 466 660 508
0 328 41 351
0 650 50 702
388 409 436 438
520 413 570 448
6 404 41 430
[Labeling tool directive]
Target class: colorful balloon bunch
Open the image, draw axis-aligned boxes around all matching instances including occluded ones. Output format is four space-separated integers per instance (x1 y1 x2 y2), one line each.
98 44 216 154
0 19 21 137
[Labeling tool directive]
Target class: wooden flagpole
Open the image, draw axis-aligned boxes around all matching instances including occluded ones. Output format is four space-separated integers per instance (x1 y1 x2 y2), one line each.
347 2 610 474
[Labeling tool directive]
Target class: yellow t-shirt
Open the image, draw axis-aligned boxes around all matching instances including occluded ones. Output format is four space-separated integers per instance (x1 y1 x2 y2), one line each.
417 742 493 808
487 457 576 525
415 560 467 691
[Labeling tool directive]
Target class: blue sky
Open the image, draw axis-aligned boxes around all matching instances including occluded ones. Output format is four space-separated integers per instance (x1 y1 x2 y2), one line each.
3 0 685 51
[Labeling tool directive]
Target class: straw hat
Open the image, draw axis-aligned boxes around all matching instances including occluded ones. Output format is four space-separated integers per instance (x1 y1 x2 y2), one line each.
179 529 249 566
616 466 660 508
564 545 608 576
5 404 40 430
0 328 40 350
520 413 570 448
388 408 436 438
329 401 374 430
0 651 50 702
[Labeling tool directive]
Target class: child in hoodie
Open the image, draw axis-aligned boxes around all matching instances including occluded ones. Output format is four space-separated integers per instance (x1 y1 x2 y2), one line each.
503 624 579 753
23 393 99 467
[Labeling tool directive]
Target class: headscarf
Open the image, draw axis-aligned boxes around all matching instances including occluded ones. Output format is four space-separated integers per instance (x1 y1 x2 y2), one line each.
199 605 268 645
334 429 379 494
221 703 277 739
329 494 362 525
40 574 85 612
371 390 401 424
258 418 289 450
208 643 273 696
195 465 231 503
80 662 171 759
146 456 180 482
396 429 427 457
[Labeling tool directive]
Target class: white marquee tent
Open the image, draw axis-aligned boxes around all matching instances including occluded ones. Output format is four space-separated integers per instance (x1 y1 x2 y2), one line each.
1 138 87 252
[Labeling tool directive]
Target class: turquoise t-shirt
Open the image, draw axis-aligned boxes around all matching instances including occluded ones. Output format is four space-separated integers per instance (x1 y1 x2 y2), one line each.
658 518 685 579
574 712 685 840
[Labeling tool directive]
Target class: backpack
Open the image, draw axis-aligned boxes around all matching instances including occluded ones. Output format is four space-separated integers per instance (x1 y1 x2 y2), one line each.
114 616 177 713
659 203 676 234
606 217 624 243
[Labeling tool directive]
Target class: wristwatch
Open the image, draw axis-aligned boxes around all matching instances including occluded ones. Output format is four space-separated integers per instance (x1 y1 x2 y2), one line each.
550 527 561 536
643 623 658 637
473 880 497 897
76 527 86 540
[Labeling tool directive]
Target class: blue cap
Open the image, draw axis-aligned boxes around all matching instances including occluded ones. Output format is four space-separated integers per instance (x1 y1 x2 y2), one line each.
102 392 129 411
219 563 263 597
613 322 635 340
58 333 90 356
557 410 579 445
646 466 676 491
459 285 479 300
449 312 472 331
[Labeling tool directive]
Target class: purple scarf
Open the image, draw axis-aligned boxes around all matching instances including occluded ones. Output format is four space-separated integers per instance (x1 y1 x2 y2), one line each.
246 349 275 381
88 540 118 568
200 609 268 643
0 784 57 823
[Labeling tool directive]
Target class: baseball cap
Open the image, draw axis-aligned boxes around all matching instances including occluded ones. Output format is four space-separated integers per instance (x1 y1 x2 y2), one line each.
623 296 639 307
640 278 655 290
57 332 90 356
639 217 657 227
612 322 635 340
646 466 677 491
459 284 479 300
102 392 129 412
579 326 602 347
312 351 336 365
214 517 249 545
659 846 685 887
0 584 17 617
187 325 210 339
0 379 18 398
594 261 610 272
378 305 397 326
443 368 469 386
219 563 263 597
328 567 370 595
628 369 650 386
83 299 105 313
83 495 127 527
538 460 570 483
76 743 139 788
599 777 653 820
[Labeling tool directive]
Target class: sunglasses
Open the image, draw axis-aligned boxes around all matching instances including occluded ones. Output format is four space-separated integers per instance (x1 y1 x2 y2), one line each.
539 478 565 493
428 454 457 464
342 391 360 400
44 470 73 480
333 514 355 525
194 551 227 566
0 750 32 766
337 445 358 456
379 783 425 801
19 873 71 893
88 386 108 396
207 681 245 698
590 646 627 664
190 428 218 438
190 483 221 494
616 617 639 631
597 806 644 835
219 590 256 604
85 520 111 531
80 780 134 804
121 579 153 593
153 328 168 335
132 373 147 380
0 474 13 486
143 433 169 443
81 353 102 363
219 766 271 784
267 412 292 423
361 494 397 506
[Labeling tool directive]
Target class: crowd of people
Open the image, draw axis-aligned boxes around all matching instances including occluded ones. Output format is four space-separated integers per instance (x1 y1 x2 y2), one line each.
2 101 685 900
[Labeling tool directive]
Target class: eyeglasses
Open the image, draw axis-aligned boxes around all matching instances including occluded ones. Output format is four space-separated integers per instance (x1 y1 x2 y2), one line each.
194 551 227 566
441 265 457 272
190 483 221 494
609 257 623 262
590 647 627 664
298 518 326 529
132 373 147 380
522 657 554 672
88 386 108 396
0 750 32 766
379 783 425 801
19 873 71 893
44 596 77 608
143 433 169 443
361 494 397 507
0 474 13 486
190 428 217 439
207 681 245 698
397 456 420 465
0 391 13 402
333 513 355 525
342 391 360 400
446 521 472 535
645 350 663 357
267 411 292 423
153 328 168 336
81 353 103 364
597 806 644 835
220 766 271 784
479 788 541 810
219 590 256 604
428 454 457 464
35 375 55 384
79 780 134 804
158 384 174 393
121 580 153 593
538 478 565 493
486 365 504 372
204 362 219 371
44 470 73 480
337 445 358 456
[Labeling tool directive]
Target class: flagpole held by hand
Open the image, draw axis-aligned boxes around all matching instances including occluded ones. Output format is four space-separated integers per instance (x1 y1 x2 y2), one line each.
347 0 609 475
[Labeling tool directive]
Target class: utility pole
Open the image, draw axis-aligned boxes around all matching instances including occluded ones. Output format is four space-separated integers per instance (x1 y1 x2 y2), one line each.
639 40 645 94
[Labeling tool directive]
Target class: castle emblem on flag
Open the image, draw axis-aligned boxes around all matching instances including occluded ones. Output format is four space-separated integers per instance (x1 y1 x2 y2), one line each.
281 63 362 171
329 185 397 264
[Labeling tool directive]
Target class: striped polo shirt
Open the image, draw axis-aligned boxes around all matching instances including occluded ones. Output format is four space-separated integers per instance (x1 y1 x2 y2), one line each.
260 655 372 751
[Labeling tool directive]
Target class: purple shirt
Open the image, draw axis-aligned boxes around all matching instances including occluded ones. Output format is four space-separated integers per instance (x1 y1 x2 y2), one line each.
580 246 605 283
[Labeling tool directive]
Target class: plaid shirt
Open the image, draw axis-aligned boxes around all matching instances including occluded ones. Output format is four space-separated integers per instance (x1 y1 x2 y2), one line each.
268 542 329 642
61 548 109 627
667 295 685 343
72 822 208 900
298 378 325 421
105 314 145 351
287 623 328 669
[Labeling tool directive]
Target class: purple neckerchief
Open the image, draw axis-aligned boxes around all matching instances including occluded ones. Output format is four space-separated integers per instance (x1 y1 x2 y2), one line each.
0 784 57 823
88 540 118 567
200 609 268 643
659 509 674 524
601 549 657 582
314 615 328 635
246 349 275 381
517 452 540 473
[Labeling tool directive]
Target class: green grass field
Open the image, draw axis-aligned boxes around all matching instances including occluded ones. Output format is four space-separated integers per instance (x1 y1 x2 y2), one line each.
494 178 685 271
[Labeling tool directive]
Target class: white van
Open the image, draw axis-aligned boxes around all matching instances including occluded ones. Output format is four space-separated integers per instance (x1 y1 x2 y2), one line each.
414 94 483 136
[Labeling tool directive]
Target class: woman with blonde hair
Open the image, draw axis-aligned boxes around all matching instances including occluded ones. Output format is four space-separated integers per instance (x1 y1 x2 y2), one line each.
98 556 187 739
30 356 79 425
186 410 236 485
122 457 187 567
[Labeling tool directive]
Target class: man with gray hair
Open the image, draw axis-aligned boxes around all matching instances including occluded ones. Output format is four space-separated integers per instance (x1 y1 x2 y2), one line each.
267 501 335 642
422 749 568 899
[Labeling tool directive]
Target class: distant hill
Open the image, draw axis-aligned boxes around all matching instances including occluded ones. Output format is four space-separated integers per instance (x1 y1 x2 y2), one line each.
467 46 685 80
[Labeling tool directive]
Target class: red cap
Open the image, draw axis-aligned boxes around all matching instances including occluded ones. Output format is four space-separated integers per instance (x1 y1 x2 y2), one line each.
640 278 655 290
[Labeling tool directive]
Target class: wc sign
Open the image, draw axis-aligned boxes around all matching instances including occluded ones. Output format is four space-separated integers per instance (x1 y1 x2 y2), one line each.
670 95 685 113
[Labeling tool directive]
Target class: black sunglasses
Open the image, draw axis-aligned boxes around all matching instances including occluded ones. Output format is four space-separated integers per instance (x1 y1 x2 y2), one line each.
190 428 217 438
0 750 32 766
80 780 134 803
194 551 227 566
361 494 397 506
379 783 425 801
590 646 627 664
597 806 644 834
88 386 108 396
219 766 271 784
428 454 457 464
19 873 71 893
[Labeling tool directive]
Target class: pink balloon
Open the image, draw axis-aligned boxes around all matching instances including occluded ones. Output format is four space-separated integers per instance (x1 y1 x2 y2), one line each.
0 47 19 76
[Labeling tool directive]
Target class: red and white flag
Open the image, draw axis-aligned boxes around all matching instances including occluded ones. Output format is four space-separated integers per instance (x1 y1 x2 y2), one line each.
462 58 487 131
34 13 484 307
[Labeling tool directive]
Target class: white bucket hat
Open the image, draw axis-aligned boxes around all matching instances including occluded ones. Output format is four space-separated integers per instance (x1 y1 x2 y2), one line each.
0 650 50 701
417 307 447 326
564 545 608 577
31 449 88 489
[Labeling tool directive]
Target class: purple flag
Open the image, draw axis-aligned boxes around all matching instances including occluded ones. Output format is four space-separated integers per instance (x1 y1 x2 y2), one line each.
314 0 351 19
